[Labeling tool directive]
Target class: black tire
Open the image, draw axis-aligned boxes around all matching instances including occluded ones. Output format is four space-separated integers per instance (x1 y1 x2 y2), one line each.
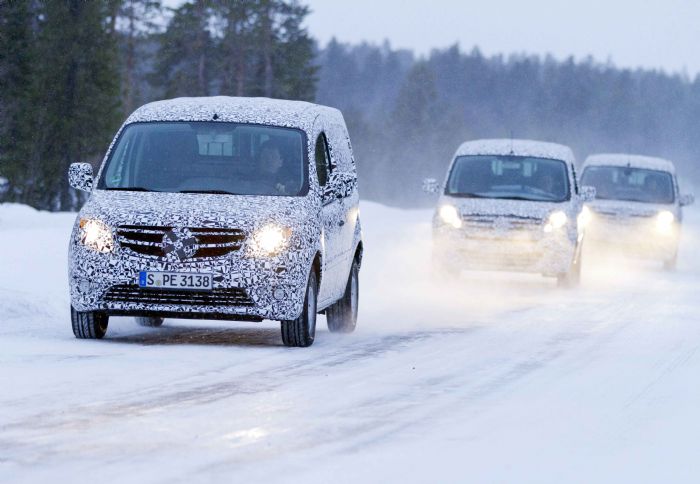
135 316 165 327
557 251 582 288
327 260 359 333
281 270 318 347
71 306 108 339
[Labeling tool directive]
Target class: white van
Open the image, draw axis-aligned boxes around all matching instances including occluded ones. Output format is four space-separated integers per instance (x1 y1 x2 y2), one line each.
581 154 693 270
68 97 363 347
425 139 595 286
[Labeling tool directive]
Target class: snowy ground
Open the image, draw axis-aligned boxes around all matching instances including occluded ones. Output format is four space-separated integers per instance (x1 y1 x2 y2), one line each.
1 201 700 483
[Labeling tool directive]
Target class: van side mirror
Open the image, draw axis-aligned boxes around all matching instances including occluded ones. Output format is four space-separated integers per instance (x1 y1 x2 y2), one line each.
68 163 94 192
422 178 440 194
0 177 8 196
580 185 596 202
325 171 356 200
680 193 695 207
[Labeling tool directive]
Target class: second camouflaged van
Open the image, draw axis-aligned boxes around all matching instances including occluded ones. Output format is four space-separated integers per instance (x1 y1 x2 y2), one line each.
425 139 595 286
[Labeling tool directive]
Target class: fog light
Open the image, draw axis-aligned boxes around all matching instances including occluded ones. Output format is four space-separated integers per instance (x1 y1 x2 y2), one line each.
78 280 94 293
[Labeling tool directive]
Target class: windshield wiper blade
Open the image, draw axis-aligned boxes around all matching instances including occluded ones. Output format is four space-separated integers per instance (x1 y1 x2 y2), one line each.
609 197 662 204
449 192 491 199
497 195 555 202
178 190 240 195
449 192 555 201
104 186 159 192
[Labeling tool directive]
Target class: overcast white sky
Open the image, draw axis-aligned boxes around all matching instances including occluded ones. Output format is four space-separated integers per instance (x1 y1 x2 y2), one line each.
304 0 700 76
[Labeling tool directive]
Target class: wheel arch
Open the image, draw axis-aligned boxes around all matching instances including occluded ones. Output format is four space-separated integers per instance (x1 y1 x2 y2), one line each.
353 241 364 269
312 251 323 290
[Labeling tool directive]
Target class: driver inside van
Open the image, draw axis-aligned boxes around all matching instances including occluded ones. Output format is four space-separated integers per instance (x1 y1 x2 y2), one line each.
538 173 555 193
532 166 565 199
258 140 299 195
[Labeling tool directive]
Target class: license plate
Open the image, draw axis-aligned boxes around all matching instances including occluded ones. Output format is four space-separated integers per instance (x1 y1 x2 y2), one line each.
138 271 212 291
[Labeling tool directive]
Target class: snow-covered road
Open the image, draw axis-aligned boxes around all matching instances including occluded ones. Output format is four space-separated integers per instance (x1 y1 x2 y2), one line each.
2 202 699 483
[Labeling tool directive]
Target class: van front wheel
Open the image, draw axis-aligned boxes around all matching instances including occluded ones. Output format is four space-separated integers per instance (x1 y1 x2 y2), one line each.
326 260 359 333
557 252 582 288
71 306 108 339
281 271 317 347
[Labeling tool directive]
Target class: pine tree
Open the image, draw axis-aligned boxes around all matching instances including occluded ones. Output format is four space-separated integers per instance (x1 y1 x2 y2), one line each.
117 0 162 114
25 0 121 210
315 39 360 109
384 62 441 204
0 0 35 202
269 0 317 100
216 0 254 96
213 0 317 100
152 0 213 98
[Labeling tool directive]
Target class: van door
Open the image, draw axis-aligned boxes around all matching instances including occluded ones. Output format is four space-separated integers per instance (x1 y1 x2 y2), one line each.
326 122 359 280
313 129 344 306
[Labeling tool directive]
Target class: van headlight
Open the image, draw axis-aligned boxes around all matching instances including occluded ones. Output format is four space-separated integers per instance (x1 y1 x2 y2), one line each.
656 210 675 235
250 224 291 256
438 204 462 229
79 218 114 253
544 211 568 233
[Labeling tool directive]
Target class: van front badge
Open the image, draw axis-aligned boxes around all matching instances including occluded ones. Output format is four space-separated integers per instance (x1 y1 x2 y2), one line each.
163 228 198 261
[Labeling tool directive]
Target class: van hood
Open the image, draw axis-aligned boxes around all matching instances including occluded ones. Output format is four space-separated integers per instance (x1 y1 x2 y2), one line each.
441 196 573 220
79 190 315 231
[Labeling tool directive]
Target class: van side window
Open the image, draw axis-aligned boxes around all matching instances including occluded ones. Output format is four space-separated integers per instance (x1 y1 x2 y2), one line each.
315 133 331 186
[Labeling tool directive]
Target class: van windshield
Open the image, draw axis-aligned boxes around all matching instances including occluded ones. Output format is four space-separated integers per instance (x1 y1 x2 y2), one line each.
98 122 308 196
581 166 674 204
445 155 570 202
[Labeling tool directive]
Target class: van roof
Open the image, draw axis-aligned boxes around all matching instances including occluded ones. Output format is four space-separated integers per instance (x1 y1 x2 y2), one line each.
124 96 340 129
583 153 676 174
455 139 575 165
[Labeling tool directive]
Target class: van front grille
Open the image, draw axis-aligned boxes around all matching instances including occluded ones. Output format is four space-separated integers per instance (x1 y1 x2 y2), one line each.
116 225 245 259
104 285 254 307
594 210 655 223
460 214 542 234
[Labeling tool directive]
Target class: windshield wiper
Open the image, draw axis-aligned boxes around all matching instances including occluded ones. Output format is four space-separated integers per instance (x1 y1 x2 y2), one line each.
448 192 491 199
104 186 160 192
496 195 557 202
448 192 557 202
178 189 240 195
601 196 664 204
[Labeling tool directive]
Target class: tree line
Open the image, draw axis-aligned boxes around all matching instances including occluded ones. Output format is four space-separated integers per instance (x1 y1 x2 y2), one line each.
2 1 699 210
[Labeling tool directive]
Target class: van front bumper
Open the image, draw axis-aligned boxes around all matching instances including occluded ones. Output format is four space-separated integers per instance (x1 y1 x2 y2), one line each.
432 226 577 276
585 220 679 261
69 243 314 321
